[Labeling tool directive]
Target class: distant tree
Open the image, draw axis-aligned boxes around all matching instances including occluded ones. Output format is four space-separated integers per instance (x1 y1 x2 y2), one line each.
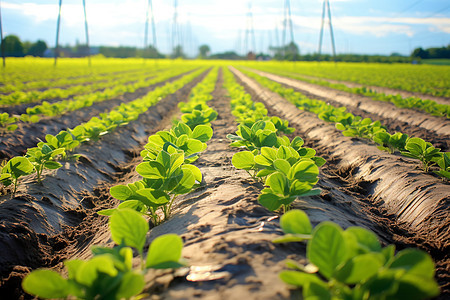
27 40 48 57
140 45 164 58
209 51 243 60
171 45 185 58
198 44 210 58
411 47 428 59
1 35 24 57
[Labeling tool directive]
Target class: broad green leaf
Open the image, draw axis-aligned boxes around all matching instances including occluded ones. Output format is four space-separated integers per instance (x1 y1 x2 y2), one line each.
3 156 34 179
279 270 322 287
387 274 440 300
232 151 255 170
110 185 133 200
303 281 331 300
266 172 287 195
258 192 283 211
116 272 145 299
334 253 384 284
273 159 291 175
280 209 312 235
192 125 213 142
182 164 202 182
146 234 185 269
307 222 347 279
75 255 118 286
290 160 319 183
136 161 165 179
136 189 170 207
109 208 149 252
172 167 196 194
22 269 69 299
389 249 436 279
43 161 62 170
344 226 381 254
405 138 426 155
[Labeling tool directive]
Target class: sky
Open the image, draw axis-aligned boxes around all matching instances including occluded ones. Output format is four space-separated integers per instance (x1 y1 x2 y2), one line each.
2 0 450 57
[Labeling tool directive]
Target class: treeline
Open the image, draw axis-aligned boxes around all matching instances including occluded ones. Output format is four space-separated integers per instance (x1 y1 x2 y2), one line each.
0 35 48 57
411 45 450 59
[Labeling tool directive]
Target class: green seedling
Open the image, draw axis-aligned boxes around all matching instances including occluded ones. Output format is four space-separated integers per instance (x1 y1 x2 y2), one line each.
38 130 80 159
275 209 440 300
258 158 321 212
401 137 442 172
434 152 450 179
335 115 385 139
227 120 279 151
181 107 218 129
270 116 295 134
0 112 18 133
104 149 201 224
373 131 409 154
26 144 65 183
0 156 34 194
141 122 212 164
23 208 185 300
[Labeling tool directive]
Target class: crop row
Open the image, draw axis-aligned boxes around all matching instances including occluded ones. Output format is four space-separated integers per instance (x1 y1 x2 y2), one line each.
0 66 195 133
224 66 439 299
0 65 165 107
250 66 449 118
0 65 148 94
240 68 449 179
0 57 157 88
244 61 450 97
0 68 206 193
21 67 220 299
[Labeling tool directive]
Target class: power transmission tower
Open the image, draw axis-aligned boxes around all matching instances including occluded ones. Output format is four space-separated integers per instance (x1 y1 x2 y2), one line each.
0 0 5 67
82 0 90 66
244 2 256 56
318 0 336 62
282 0 295 57
172 0 178 53
54 0 62 66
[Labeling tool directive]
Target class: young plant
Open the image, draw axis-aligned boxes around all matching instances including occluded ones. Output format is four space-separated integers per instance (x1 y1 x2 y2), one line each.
38 130 80 159
335 115 386 140
0 156 34 194
23 208 186 299
0 112 18 133
274 209 440 300
227 120 279 151
258 158 321 212
401 137 442 172
180 106 218 129
141 122 212 164
373 131 408 154
434 152 450 179
26 144 65 183
102 149 202 225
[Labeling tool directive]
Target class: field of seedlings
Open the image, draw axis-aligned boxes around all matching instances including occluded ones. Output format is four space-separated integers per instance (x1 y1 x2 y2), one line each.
0 57 448 300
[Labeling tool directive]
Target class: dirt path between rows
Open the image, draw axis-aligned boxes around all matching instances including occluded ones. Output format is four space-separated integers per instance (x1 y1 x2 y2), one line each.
231 66 449 297
0 70 208 299
249 69 450 137
292 72 450 106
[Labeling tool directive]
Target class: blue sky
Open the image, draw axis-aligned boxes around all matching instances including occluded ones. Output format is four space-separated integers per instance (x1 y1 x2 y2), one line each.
2 0 450 56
